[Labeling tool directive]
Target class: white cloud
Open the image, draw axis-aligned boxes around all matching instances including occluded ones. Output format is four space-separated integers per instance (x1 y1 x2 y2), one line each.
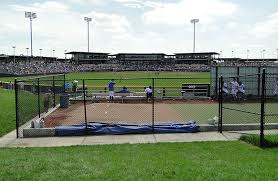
226 22 238 29
114 0 162 9
69 0 105 6
87 11 130 34
0 1 132 57
250 12 278 38
143 0 237 26
11 1 70 13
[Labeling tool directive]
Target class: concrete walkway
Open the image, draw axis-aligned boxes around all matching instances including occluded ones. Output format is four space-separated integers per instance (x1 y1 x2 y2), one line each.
0 130 242 148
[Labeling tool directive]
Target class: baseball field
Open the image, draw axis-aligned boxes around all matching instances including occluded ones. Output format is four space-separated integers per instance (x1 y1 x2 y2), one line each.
1 71 278 180
2 71 278 134
1 71 209 135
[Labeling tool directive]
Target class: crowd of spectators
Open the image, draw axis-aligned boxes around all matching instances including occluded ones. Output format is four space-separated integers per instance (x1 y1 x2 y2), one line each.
0 61 212 75
1 60 277 75
211 61 278 67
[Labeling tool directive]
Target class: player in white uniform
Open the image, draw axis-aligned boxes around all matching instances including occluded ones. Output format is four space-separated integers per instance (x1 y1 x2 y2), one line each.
274 78 278 96
238 81 246 100
230 78 239 99
222 82 228 94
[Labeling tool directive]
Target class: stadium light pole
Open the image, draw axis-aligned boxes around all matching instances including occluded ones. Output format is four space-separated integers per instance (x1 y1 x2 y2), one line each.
52 49 55 61
26 48 29 62
262 49 266 63
220 50 222 59
190 19 199 53
276 49 278 61
247 49 250 61
64 50 67 60
232 50 234 58
25 12 37 58
84 17 92 52
12 46 16 64
39 48 42 61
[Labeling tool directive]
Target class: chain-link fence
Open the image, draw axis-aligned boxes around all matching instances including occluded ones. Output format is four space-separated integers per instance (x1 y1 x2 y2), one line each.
219 69 278 147
16 76 214 137
15 74 65 137
211 66 278 99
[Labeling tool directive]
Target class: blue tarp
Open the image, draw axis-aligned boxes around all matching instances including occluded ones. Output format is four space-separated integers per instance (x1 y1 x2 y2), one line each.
55 121 200 136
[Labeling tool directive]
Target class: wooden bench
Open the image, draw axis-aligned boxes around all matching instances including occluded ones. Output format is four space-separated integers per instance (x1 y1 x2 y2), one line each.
91 92 146 103
181 84 210 99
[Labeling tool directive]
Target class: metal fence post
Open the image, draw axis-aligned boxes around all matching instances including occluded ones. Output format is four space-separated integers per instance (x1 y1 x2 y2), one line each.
52 76 56 108
218 77 221 132
37 78 41 118
14 79 19 138
237 66 240 79
219 76 223 133
152 78 155 133
260 69 266 147
258 67 261 97
215 66 218 98
83 79 88 133
63 74 66 93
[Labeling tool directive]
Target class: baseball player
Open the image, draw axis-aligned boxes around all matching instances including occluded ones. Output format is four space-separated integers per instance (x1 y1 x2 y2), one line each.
230 78 239 99
274 78 278 96
108 79 116 102
238 81 246 100
145 86 153 102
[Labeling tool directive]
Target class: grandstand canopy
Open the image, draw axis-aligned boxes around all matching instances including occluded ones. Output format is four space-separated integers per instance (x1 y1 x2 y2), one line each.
174 52 219 65
66 51 109 64
66 51 109 55
174 52 219 56
114 53 166 63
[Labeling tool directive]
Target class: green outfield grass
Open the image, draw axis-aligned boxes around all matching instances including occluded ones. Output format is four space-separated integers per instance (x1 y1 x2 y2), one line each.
0 71 210 88
240 134 278 147
65 71 210 88
0 89 15 136
0 88 52 137
0 142 278 180
66 71 210 80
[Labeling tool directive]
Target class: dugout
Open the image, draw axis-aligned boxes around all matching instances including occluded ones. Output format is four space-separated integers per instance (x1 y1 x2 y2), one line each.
210 66 278 98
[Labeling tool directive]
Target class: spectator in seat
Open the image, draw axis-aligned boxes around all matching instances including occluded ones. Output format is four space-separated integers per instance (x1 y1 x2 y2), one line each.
117 86 130 93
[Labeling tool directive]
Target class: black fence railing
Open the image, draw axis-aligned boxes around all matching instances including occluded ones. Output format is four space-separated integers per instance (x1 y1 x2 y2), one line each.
219 69 278 147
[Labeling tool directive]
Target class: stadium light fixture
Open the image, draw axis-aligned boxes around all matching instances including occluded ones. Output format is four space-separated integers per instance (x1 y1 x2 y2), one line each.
260 49 266 63
220 50 222 59
26 48 29 62
25 12 37 58
84 17 92 52
12 46 16 64
232 50 234 58
39 49 42 61
190 19 199 53
53 49 55 59
64 50 67 61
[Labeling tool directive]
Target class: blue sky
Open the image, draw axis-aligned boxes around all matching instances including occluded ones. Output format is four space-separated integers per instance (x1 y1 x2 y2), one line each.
0 0 278 58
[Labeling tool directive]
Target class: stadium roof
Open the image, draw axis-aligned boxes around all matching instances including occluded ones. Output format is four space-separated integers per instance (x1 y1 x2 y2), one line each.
113 53 166 55
174 52 219 55
66 51 109 55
